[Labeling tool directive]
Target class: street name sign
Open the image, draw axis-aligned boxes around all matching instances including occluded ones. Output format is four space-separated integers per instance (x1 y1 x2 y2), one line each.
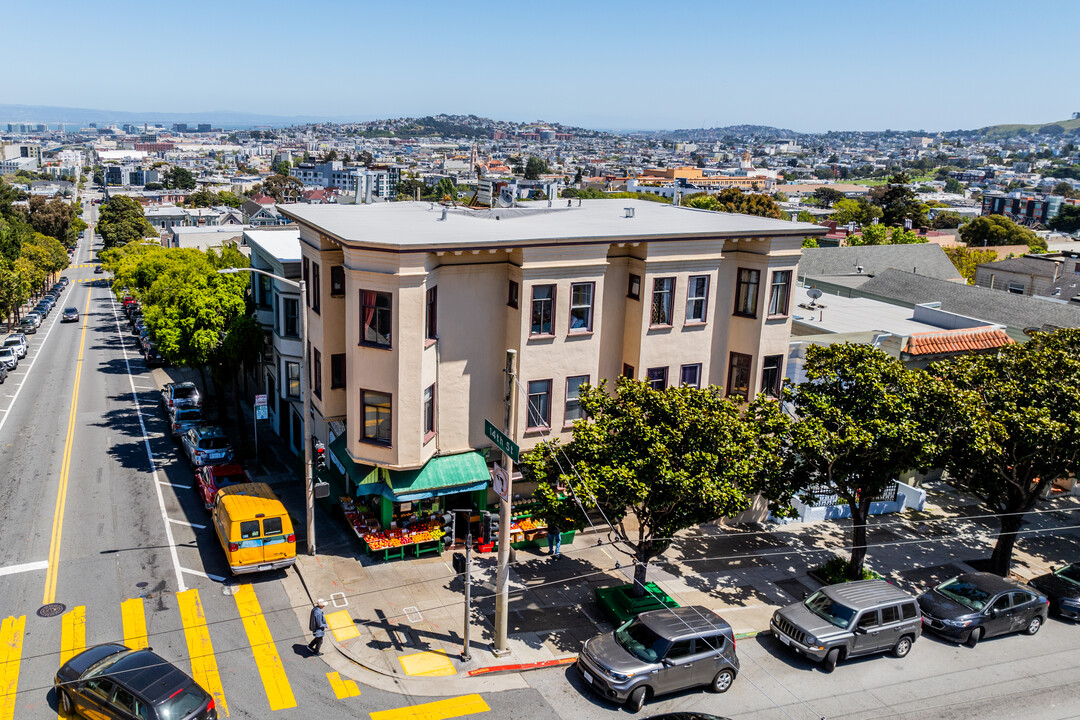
484 419 519 462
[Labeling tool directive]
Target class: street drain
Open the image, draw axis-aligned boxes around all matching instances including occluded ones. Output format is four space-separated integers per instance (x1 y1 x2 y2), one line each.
38 603 66 618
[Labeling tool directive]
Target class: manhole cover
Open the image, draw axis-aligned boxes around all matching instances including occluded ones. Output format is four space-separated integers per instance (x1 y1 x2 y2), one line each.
38 603 66 618
136 582 148 588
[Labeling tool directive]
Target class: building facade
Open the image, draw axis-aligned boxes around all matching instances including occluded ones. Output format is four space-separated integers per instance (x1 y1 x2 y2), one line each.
277 200 824 498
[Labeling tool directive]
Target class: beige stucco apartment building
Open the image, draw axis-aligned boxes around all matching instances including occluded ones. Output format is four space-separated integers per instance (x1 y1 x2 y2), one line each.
277 200 824 501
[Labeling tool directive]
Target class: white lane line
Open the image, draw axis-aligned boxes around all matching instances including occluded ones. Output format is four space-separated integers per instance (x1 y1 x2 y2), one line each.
109 293 187 593
169 518 206 529
180 567 226 582
0 283 73 436
133 386 156 390
0 560 49 577
159 482 193 490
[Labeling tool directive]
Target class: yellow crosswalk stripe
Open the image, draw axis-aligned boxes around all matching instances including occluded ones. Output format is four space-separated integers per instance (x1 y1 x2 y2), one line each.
177 589 229 717
233 585 295 711
59 608 85 719
121 599 148 650
326 671 361 699
369 694 489 720
0 616 25 720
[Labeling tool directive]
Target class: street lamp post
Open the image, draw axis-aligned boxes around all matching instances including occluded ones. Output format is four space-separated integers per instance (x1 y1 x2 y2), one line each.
219 267 316 555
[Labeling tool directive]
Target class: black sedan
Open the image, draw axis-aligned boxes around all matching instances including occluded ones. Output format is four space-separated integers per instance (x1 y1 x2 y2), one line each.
1029 563 1080 621
55 643 217 720
62 307 80 323
918 572 1049 647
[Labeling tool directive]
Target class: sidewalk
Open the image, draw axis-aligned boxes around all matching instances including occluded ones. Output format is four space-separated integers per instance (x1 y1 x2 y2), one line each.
281 477 1080 697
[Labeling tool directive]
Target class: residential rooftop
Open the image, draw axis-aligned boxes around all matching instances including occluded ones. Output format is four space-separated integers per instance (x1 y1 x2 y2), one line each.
244 228 301 263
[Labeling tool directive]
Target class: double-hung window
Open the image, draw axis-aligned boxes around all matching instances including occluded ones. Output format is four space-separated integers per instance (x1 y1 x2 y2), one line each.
761 354 784 397
285 361 301 398
362 390 392 444
527 380 552 429
768 270 791 316
423 384 435 438
680 363 702 388
330 353 346 389
734 268 760 317
283 298 299 337
360 290 392 347
569 282 594 332
651 277 675 326
686 275 709 323
311 262 321 314
727 352 752 400
330 265 345 296
531 285 555 336
426 286 438 341
312 348 322 399
564 375 588 423
647 367 668 391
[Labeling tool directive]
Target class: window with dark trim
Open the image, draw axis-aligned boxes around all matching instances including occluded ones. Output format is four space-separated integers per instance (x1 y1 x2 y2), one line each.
768 270 791 316
564 375 588 424
734 268 760 317
311 262 321 314
257 274 272 309
622 363 635 379
527 379 552 429
646 366 668 391
302 258 310 307
360 290 392 347
569 282 594 332
312 347 322 399
680 363 702 388
330 265 345 296
286 361 301 399
426 286 438 340
761 354 784 398
727 352 752 400
283 298 299 337
330 353 346 389
423 384 435 439
651 277 675 326
361 390 392 444
627 273 641 300
686 275 709 323
530 285 555 336
507 280 519 308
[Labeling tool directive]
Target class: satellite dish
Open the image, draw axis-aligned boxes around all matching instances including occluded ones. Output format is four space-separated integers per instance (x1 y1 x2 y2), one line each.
807 288 823 300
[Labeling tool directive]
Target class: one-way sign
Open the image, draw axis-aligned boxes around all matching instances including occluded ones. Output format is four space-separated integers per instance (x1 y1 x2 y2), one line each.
484 420 519 462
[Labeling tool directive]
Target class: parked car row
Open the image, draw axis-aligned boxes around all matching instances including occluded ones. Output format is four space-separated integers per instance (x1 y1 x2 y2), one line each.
2 278 70 380
121 295 166 367
581 565 1080 713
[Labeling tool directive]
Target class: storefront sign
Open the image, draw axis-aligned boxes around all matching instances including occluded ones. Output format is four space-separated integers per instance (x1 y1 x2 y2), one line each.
484 420 519 462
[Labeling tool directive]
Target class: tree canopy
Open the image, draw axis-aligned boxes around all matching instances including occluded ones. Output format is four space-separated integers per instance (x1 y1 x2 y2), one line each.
958 215 1046 250
97 196 156 249
524 156 550 180
1048 204 1080 234
813 187 844 208
943 245 999 283
683 188 783 219
869 172 927 227
164 166 197 190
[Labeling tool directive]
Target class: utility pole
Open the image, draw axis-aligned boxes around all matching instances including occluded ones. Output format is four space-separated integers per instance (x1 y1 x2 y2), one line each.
300 278 315 555
493 349 517 656
462 530 473 663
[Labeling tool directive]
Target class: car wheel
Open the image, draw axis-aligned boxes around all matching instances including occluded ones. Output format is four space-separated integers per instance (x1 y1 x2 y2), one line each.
625 685 648 713
964 627 983 648
1025 615 1042 636
892 635 914 658
58 687 73 714
822 647 840 672
711 668 735 693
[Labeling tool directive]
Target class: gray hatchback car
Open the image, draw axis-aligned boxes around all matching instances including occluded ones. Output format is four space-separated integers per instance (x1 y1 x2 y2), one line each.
577 606 739 712
771 579 922 672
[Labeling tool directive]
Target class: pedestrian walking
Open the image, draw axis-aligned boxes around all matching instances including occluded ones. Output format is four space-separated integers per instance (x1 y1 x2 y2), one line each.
308 598 328 655
547 519 561 557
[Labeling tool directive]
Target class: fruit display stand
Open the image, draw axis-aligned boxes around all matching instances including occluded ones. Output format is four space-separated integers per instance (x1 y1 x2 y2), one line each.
341 497 446 561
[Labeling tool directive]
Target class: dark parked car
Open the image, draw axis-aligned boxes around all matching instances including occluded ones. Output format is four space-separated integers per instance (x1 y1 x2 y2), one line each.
18 318 36 334
181 426 234 467
144 344 165 367
918 572 1049 647
62 307 80 323
161 382 201 411
0 363 7 384
168 405 204 439
55 643 217 720
577 606 739 712
1029 563 1080 621
94 264 105 274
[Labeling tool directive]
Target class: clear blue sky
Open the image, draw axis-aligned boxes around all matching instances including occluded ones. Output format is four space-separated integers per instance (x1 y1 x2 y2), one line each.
5 0 1078 132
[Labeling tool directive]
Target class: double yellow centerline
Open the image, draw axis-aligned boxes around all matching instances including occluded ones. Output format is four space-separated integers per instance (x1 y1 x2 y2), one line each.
43 289 93 605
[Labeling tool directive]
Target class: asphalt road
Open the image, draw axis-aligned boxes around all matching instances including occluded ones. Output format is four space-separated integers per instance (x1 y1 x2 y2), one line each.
0 195 1078 720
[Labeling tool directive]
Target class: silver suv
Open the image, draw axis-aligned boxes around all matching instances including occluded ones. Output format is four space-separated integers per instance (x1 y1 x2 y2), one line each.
577 606 739 712
771 579 922 672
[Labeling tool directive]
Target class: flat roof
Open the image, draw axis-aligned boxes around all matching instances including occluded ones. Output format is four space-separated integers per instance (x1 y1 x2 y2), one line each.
244 228 301 262
277 199 827 251
791 285 949 336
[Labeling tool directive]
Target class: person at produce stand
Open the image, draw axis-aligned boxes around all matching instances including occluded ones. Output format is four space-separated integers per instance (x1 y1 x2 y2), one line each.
547 518 561 556
308 599 329 655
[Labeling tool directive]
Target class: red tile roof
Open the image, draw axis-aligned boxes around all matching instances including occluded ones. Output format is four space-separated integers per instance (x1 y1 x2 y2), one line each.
903 328 1013 357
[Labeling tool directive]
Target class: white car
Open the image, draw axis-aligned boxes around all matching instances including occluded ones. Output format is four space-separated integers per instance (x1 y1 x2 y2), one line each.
24 312 42 328
3 335 27 359
0 346 18 370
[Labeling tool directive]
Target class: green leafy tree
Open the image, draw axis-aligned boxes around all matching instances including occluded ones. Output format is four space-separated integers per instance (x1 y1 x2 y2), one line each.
959 215 1045 250
394 174 427 201
271 160 291 176
97 196 156 249
0 261 22 325
932 211 966 229
524 156 549 180
781 344 940 579
1048 204 1080 233
869 172 926 227
521 379 785 596
165 166 196 190
813 187 844 208
801 237 819 248
848 223 887 245
433 177 456 200
888 227 925 244
261 174 303 203
683 188 783 219
943 245 999 284
944 178 964 194
930 329 1080 576
1051 182 1078 199
831 198 882 226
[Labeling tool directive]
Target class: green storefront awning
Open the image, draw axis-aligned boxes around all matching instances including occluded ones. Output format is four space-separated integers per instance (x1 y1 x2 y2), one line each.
328 434 490 502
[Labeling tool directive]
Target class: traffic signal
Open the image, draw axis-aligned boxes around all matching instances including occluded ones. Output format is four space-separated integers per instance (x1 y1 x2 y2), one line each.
314 441 326 470
481 512 499 545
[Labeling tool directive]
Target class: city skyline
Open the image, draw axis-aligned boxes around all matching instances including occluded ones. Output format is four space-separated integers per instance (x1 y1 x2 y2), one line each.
4 0 1078 132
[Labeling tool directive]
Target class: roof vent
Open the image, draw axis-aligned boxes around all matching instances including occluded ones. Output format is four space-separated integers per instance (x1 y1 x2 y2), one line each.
624 207 635 219
440 206 448 221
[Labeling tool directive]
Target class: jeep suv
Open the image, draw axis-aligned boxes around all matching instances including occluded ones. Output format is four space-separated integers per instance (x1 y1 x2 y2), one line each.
770 579 922 672
577 606 739 712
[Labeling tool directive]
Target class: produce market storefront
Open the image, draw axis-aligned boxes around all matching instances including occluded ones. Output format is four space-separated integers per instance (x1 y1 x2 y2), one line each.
328 437 491 561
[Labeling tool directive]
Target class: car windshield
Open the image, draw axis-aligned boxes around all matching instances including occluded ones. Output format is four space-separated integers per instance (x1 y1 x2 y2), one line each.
176 408 202 421
175 387 198 399
3 339 18 346
935 578 991 610
0 348 13 357
156 687 207 720
1056 564 1080 588
83 649 133 678
614 618 667 663
200 437 229 450
804 590 858 629
65 308 77 313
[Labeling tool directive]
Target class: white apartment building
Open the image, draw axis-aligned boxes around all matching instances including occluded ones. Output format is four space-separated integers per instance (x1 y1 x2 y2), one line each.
277 200 824 510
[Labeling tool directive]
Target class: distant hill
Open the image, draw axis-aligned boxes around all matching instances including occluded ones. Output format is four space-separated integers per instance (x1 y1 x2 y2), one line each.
975 118 1080 138
0 103 342 128
643 124 802 141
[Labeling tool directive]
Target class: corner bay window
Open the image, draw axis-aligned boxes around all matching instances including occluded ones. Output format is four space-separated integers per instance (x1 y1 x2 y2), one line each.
531 285 554 336
768 270 791 316
360 290 392 346
362 390 392 444
527 379 552 429
686 275 708 323
423 384 435 438
569 282 594 332
283 298 299 337
651 277 675 326
762 354 784 397
734 268 760 317
285 361 301 399
330 265 345 296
